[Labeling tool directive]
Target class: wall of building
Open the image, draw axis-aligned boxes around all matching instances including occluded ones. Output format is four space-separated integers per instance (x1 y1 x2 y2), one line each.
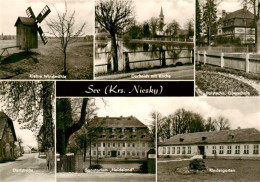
158 143 260 159
16 23 38 49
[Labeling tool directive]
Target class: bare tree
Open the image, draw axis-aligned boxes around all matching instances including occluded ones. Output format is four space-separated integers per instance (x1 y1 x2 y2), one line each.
95 0 134 72
167 20 180 38
47 1 86 75
214 116 231 131
149 17 159 38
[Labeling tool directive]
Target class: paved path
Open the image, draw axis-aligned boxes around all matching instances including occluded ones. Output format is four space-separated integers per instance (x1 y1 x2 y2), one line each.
57 172 155 182
0 153 54 182
96 65 194 80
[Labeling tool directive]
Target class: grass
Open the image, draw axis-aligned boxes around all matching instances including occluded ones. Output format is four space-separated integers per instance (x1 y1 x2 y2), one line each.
0 39 93 79
157 159 260 182
196 71 259 96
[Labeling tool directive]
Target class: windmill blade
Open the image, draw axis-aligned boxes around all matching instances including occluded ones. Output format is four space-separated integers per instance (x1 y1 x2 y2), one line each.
37 26 48 45
36 5 51 23
26 7 36 20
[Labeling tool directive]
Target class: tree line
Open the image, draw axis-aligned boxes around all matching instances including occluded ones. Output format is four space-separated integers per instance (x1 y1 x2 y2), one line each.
157 108 231 141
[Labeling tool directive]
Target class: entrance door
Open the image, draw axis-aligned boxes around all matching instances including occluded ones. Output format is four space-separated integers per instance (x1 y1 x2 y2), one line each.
111 151 117 157
198 146 205 158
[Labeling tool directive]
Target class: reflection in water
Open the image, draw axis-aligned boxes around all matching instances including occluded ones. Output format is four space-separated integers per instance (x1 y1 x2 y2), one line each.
95 41 192 74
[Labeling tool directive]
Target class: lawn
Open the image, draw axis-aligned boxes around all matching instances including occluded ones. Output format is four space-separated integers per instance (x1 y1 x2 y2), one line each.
157 159 260 182
0 39 93 79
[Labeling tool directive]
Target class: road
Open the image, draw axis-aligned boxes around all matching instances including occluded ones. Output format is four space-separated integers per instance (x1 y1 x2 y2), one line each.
57 172 156 182
0 153 55 182
96 65 194 80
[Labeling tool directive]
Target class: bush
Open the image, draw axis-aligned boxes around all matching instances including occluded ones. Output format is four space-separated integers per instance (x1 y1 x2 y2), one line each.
164 155 171 158
189 159 206 171
139 161 148 173
88 164 103 169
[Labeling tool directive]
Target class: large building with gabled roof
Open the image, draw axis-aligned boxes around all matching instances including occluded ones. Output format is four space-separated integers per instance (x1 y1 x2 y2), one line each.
158 128 260 159
218 5 255 44
0 112 17 162
86 116 153 160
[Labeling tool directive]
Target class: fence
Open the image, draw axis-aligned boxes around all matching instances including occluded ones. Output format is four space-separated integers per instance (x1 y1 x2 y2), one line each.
57 152 83 172
196 50 260 74
95 49 194 73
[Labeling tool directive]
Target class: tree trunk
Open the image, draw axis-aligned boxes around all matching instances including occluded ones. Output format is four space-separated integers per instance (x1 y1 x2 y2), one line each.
89 137 92 166
63 50 67 75
96 144 99 164
111 33 118 72
83 142 86 162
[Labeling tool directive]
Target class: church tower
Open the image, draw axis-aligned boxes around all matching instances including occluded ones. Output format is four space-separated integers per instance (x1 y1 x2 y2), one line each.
159 7 164 33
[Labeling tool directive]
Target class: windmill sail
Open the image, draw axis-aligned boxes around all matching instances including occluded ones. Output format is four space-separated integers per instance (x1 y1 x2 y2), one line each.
36 5 51 23
37 26 48 45
26 7 36 20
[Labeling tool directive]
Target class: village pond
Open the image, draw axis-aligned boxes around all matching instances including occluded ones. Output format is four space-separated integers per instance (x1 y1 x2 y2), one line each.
95 41 193 75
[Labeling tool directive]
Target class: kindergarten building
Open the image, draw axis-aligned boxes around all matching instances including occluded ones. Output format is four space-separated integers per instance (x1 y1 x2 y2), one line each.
158 128 260 159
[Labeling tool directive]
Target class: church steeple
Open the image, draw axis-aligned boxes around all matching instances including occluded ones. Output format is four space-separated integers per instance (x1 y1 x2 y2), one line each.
160 7 164 18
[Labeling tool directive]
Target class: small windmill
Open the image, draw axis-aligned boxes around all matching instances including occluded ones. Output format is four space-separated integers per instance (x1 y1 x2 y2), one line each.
14 5 51 50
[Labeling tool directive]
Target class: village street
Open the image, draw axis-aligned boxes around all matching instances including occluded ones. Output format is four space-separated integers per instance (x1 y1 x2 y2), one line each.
0 153 55 182
57 172 155 182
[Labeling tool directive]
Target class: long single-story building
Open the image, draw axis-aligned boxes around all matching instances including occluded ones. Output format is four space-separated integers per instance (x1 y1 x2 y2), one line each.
158 128 260 159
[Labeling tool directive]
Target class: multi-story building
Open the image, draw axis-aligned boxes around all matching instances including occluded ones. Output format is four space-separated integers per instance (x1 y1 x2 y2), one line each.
87 116 153 160
158 128 260 159
218 6 255 44
0 112 17 162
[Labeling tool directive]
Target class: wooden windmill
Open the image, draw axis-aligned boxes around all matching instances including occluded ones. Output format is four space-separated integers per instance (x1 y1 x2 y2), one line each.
14 5 51 50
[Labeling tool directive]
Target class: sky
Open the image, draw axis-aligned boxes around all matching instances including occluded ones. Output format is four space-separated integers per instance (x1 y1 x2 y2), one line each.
94 98 157 127
133 0 194 29
155 97 260 131
0 0 94 36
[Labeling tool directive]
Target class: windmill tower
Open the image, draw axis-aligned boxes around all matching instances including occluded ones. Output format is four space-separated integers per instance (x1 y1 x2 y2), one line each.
14 5 51 50
158 7 165 35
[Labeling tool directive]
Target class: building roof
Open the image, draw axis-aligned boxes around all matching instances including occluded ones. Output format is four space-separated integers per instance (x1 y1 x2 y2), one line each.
160 128 260 146
159 7 164 17
93 116 147 128
224 8 254 20
0 112 17 141
14 17 36 27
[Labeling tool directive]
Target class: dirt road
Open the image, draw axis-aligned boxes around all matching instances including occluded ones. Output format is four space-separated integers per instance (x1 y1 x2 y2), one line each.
0 153 55 182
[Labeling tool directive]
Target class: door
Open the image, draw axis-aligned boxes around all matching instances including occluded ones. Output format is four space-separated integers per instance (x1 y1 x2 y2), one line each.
198 146 205 158
111 151 117 157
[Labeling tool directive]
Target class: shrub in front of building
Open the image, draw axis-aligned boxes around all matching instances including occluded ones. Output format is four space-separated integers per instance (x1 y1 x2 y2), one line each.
189 159 206 171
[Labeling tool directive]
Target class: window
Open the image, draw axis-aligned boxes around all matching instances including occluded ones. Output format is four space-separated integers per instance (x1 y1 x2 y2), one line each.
133 143 135 147
142 151 145 156
93 143 96 147
93 151 96 155
143 143 145 147
172 147 175 154
118 143 120 147
244 145 249 154
235 145 240 154
132 151 135 156
98 151 101 155
113 143 115 147
182 147 185 154
167 147 170 154
103 143 106 147
227 146 232 154
122 151 125 156
219 146 224 154
163 147 166 154
98 143 101 147
127 151 130 156
253 145 259 154
103 151 105 155
118 151 120 156
132 128 136 132
108 151 111 155
127 143 130 147
188 147 191 154
108 143 110 147
177 147 180 154
123 143 125 147
212 146 216 154
137 151 139 156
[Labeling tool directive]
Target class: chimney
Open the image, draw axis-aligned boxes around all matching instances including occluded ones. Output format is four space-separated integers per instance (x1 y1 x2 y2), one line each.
222 10 226 18
243 5 247 12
